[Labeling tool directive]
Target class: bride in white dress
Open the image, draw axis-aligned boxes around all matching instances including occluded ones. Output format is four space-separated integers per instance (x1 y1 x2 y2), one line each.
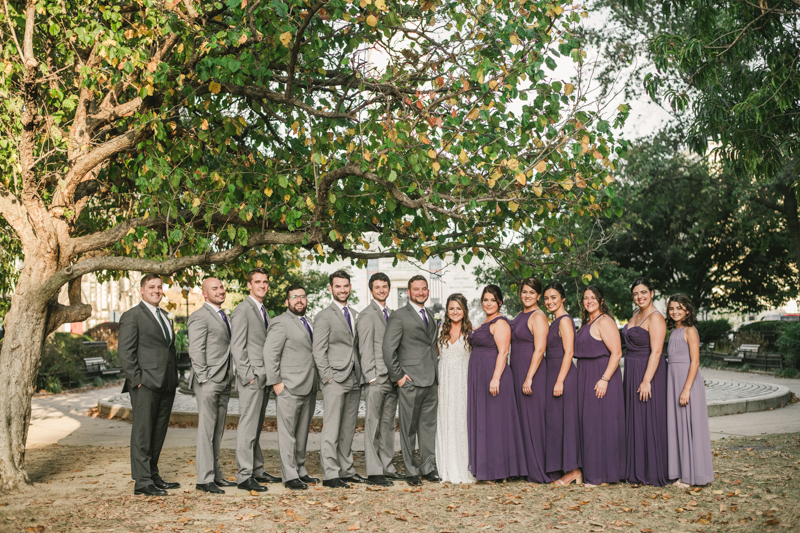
435 293 476 484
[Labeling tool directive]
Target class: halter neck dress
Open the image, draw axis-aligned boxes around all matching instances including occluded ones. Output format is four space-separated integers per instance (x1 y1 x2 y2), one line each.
574 315 625 484
621 312 670 486
544 313 581 475
509 310 553 483
467 316 528 480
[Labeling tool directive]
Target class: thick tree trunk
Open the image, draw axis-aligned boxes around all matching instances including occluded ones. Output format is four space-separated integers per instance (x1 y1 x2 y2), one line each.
0 256 57 492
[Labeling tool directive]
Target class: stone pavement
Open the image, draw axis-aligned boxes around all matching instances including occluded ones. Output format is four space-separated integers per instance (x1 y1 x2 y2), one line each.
26 368 800 451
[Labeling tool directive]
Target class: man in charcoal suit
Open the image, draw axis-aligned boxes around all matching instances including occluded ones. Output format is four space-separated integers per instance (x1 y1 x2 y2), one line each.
263 284 320 490
382 275 441 486
118 274 180 496
356 273 402 486
187 277 236 494
312 270 367 488
230 268 281 492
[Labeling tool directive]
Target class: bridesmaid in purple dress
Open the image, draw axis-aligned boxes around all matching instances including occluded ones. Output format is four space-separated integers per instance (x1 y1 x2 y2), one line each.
467 285 528 481
509 277 552 483
574 285 625 486
666 294 715 486
622 277 670 486
542 281 582 485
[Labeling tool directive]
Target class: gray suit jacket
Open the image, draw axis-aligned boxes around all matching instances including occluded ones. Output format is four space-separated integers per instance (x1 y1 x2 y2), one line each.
313 302 362 385
119 303 179 393
263 311 318 396
187 304 231 388
231 297 269 388
357 300 391 384
382 303 438 387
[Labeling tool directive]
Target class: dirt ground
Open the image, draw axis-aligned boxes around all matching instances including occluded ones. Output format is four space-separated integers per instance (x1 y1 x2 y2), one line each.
2 433 798 533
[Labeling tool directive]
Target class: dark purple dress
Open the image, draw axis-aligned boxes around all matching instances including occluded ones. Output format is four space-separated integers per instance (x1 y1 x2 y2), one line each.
574 317 625 485
467 316 528 480
622 317 670 486
509 310 552 483
544 314 581 475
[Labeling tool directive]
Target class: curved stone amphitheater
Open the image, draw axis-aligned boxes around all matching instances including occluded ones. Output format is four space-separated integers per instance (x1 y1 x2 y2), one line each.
98 378 792 426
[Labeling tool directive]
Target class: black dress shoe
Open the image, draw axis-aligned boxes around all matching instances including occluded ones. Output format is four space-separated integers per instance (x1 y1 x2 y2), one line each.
253 472 282 484
134 485 168 496
284 478 308 490
322 478 350 488
405 475 422 486
422 472 441 483
384 471 405 480
214 478 237 487
153 478 181 490
299 475 319 484
237 477 268 492
196 483 224 494
341 473 368 484
366 475 393 487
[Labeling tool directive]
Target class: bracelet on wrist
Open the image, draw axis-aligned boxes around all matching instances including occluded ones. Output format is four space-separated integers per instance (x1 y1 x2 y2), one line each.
600 376 610 382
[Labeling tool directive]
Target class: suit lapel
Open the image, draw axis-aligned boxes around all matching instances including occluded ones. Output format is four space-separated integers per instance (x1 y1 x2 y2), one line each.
288 312 313 346
138 303 170 346
205 304 230 339
331 302 353 333
247 297 268 331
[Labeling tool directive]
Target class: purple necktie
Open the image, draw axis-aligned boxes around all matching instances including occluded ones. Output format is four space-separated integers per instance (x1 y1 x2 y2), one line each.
343 307 353 334
261 305 269 330
218 310 231 336
420 308 428 327
383 307 389 322
301 317 313 341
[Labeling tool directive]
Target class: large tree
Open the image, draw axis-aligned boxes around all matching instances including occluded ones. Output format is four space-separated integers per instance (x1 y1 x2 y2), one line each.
0 0 626 490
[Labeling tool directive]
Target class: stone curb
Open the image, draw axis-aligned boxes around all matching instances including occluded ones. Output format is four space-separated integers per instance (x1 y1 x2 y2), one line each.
705 380 793 417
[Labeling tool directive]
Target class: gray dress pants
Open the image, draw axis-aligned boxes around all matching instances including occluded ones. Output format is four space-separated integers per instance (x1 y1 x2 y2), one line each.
275 386 316 481
364 380 399 476
235 382 270 483
320 370 360 480
129 385 175 490
397 381 438 477
193 375 232 483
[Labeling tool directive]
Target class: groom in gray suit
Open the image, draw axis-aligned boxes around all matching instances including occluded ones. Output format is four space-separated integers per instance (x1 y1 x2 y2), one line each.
263 284 320 490
313 270 366 488
382 275 441 486
230 268 281 492
118 274 180 496
357 273 401 486
187 277 235 494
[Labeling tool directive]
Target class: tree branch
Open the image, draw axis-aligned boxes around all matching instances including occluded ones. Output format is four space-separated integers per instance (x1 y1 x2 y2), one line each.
285 0 328 98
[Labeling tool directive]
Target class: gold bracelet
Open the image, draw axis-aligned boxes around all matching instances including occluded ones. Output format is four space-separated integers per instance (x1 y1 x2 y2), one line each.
600 376 610 382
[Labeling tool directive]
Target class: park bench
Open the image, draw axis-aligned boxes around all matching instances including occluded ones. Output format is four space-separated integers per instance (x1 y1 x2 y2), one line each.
81 341 122 378
724 344 761 365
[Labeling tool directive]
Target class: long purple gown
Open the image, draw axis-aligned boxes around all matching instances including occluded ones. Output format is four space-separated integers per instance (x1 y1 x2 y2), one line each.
467 316 528 480
574 318 625 485
544 314 581 475
667 327 715 485
622 317 670 486
509 310 552 483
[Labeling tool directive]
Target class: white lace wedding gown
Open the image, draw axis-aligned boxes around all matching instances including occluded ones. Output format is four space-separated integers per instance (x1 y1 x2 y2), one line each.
435 331 476 484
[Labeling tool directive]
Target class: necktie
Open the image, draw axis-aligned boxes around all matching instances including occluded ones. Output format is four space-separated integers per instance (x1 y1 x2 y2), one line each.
343 306 353 334
156 309 170 340
300 317 313 341
261 305 269 330
218 309 231 336
420 308 428 327
383 307 389 322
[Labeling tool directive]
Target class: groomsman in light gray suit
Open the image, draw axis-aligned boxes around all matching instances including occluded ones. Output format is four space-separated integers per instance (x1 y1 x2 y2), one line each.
187 277 236 494
382 275 441 486
313 270 367 488
356 273 401 487
230 268 281 492
263 284 320 490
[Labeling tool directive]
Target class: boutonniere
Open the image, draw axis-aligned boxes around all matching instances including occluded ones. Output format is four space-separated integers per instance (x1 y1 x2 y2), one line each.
224 308 232 316
434 311 444 322
167 312 175 320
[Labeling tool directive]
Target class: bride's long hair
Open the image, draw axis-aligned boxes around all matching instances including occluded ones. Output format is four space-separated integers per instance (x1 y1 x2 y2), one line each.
438 293 472 349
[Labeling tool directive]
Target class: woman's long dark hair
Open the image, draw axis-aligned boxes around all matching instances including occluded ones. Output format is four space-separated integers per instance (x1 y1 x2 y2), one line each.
666 293 698 329
438 293 472 348
579 284 611 330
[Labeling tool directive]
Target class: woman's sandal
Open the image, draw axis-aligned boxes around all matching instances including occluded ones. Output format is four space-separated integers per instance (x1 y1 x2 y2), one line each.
552 471 583 486
673 480 691 488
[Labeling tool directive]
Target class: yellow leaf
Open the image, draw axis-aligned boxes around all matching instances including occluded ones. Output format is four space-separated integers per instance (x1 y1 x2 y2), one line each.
209 81 221 94
554 6 564 15
534 160 547 173
508 201 519 212
543 247 550 255
419 134 431 144
604 174 614 184
432 161 441 173
507 158 519 170
515 173 526 185
477 70 484 84
532 185 543 197
593 150 603 159
488 178 496 188
238 33 248 45
192 198 201 207
561 179 573 191
564 83 574 96
459 149 468 164
280 31 293 47
315 243 324 254
428 149 437 159
366 14 378 26
291 121 300 133
306 197 316 210
581 11 588 17
264 187 273 197
467 108 479 120
489 80 498 90
509 33 520 45
375 0 387 10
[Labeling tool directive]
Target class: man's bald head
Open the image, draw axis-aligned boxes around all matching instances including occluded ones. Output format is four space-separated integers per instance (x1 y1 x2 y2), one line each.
201 277 226 307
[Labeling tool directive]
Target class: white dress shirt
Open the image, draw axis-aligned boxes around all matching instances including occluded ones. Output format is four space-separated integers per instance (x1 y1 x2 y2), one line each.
141 300 172 340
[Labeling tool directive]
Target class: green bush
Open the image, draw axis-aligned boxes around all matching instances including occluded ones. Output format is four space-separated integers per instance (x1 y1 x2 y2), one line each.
43 375 62 394
696 319 732 343
739 320 788 335
778 368 800 379
777 322 800 370
38 332 94 389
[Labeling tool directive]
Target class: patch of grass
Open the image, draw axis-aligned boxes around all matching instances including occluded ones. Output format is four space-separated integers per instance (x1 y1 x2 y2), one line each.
778 367 800 379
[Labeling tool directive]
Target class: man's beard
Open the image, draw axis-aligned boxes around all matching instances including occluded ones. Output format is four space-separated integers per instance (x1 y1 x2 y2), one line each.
289 306 307 316
332 293 349 304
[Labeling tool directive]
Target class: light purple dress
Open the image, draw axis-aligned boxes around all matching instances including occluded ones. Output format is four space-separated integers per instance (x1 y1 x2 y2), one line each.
509 310 553 483
622 317 670 486
467 316 528 480
544 314 581 475
667 327 715 485
574 316 625 485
